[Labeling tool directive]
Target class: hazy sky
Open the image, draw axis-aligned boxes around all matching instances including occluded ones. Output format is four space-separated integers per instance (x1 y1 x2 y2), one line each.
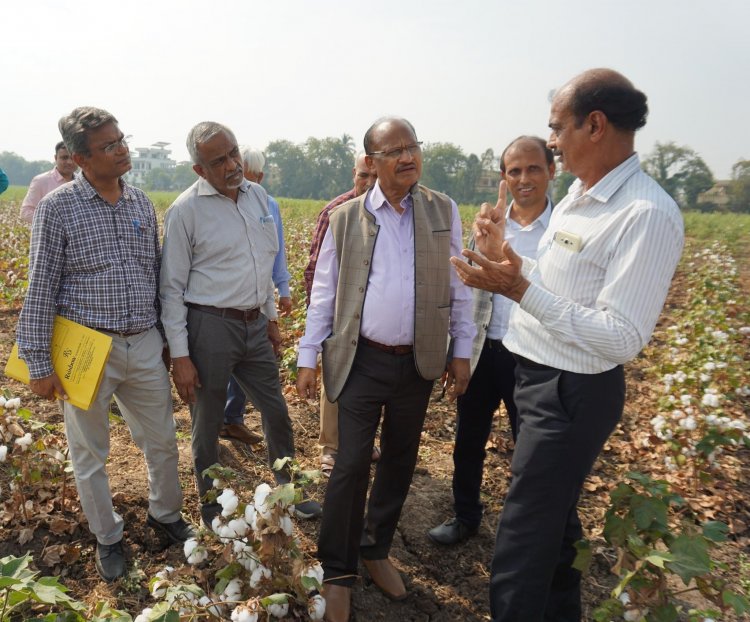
3 0 748 178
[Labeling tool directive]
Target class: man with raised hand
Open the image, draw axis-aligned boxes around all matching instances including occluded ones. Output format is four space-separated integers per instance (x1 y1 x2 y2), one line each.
16 107 194 583
303 151 377 475
428 136 554 547
452 69 684 621
21 141 78 223
297 116 475 622
160 122 321 528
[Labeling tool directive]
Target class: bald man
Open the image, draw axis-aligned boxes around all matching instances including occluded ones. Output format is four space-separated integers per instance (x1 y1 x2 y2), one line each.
453 69 684 620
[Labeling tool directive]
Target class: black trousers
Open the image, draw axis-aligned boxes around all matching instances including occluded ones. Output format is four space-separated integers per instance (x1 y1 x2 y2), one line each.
318 343 434 586
453 338 518 527
489 358 624 622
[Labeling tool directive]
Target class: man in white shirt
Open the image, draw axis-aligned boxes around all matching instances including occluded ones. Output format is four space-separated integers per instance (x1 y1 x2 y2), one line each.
160 122 321 527
21 141 77 223
453 68 684 621
428 136 554 547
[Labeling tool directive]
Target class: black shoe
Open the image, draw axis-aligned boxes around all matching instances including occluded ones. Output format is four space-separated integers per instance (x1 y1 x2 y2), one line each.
95 540 125 582
293 499 323 519
147 514 196 544
200 503 221 531
427 517 478 545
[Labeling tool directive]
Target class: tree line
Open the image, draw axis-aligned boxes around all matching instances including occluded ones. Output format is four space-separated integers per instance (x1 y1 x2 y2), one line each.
2 140 748 212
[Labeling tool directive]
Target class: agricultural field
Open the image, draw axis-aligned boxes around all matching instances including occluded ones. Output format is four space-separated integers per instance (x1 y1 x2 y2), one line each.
0 187 748 621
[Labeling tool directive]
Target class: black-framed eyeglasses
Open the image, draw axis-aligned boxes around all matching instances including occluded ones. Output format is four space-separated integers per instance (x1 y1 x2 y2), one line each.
368 142 422 160
100 135 131 155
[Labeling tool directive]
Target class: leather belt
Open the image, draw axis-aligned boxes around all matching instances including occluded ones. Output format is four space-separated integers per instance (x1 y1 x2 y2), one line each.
187 303 261 322
485 338 507 351
360 336 413 355
92 327 148 338
513 354 555 371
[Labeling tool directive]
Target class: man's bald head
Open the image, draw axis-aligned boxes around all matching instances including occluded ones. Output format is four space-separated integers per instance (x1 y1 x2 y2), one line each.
556 68 648 133
353 151 377 196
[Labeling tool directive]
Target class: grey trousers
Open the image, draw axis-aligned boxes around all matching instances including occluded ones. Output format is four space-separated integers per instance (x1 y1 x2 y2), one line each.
63 327 182 545
186 308 295 499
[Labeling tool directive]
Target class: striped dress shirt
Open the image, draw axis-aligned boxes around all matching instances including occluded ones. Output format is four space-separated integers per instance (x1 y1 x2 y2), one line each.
503 153 684 374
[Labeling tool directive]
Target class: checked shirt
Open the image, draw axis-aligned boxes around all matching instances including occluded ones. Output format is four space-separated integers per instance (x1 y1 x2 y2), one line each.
17 173 162 378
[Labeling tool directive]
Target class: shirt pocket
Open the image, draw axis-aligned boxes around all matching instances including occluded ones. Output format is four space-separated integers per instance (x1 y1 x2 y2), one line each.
256 216 280 256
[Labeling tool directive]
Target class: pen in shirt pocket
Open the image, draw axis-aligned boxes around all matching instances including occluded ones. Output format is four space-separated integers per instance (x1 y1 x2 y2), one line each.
132 218 147 235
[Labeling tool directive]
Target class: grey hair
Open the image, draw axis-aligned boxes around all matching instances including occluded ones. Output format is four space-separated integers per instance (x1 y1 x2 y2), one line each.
58 107 118 156
354 150 367 165
186 121 237 164
240 146 265 174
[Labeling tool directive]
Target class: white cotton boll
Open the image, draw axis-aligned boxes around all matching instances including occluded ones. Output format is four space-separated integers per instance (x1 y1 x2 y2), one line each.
228 517 250 537
239 554 259 572
703 361 717 371
244 504 259 531
618 592 631 605
700 373 711 383
254 483 272 508
0 445 7 462
308 594 326 620
701 393 720 408
680 394 691 406
249 565 271 588
231 606 259 622
267 602 289 618
623 608 645 621
279 515 293 536
184 538 208 565
151 579 168 598
14 433 32 449
739 326 750 335
303 561 325 586
680 417 697 431
0 397 6 408
711 330 728 342
213 478 227 489
5 398 20 410
134 608 153 622
217 488 239 516
222 578 243 602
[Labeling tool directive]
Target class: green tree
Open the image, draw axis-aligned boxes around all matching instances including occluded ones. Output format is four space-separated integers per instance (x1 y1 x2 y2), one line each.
304 136 353 199
729 159 750 213
264 140 311 198
643 142 714 209
171 162 198 192
421 142 467 200
0 152 51 185
553 171 576 205
143 167 174 191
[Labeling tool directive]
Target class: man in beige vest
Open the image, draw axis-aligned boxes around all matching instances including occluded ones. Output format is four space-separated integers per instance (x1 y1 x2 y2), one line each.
297 117 475 622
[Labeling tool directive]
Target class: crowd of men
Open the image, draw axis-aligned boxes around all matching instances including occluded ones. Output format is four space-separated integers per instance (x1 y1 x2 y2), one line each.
14 67 683 622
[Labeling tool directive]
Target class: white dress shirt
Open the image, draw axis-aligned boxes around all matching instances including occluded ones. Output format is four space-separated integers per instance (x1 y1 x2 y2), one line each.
297 181 475 370
160 177 278 358
503 153 684 373
486 200 552 340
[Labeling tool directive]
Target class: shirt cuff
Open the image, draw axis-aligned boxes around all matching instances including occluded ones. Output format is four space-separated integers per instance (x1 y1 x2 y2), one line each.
277 282 291 298
519 282 556 320
451 337 474 360
297 346 320 370
21 351 54 380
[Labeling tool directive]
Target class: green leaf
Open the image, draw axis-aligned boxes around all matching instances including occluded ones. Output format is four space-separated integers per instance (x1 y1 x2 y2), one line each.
644 550 674 568
0 553 31 577
603 513 631 547
572 539 592 572
609 482 635 506
722 589 750 614
300 575 321 593
267 482 297 506
215 562 242 580
665 534 711 584
631 495 668 532
702 521 728 543
260 592 290 606
648 603 680 622
272 456 293 471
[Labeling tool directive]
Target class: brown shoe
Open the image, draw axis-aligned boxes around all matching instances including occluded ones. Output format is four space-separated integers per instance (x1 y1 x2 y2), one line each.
362 558 406 600
321 583 351 622
219 423 263 445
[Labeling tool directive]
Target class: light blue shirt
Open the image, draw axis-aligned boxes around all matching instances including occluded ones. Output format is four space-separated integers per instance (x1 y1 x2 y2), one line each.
268 196 291 298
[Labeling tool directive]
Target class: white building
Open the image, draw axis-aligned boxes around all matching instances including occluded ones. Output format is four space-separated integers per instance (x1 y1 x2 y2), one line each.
126 142 176 185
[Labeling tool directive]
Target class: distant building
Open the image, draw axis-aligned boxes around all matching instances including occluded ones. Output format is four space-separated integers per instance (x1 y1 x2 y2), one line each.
125 142 176 186
475 167 500 195
697 180 731 208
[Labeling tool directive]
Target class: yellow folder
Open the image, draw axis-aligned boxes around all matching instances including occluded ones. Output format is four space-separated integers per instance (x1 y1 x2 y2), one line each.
4 316 113 410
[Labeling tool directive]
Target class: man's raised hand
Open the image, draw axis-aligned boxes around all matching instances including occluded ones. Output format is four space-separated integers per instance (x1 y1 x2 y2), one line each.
473 179 508 262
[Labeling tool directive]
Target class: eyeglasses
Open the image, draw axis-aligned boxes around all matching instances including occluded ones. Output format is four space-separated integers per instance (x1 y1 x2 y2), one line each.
100 135 131 155
368 142 422 160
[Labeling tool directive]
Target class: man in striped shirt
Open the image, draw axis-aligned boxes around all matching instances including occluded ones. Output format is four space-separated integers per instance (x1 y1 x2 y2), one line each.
453 69 684 621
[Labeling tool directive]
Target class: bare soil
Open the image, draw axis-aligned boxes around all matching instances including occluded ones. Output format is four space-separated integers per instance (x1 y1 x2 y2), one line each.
0 260 748 621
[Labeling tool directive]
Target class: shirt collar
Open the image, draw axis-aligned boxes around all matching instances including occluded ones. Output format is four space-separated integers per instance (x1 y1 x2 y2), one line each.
51 167 65 183
582 153 641 203
76 172 133 201
506 198 553 230
368 179 413 212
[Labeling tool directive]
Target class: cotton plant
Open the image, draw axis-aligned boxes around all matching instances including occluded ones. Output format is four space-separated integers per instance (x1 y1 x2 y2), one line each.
644 241 750 485
141 461 324 620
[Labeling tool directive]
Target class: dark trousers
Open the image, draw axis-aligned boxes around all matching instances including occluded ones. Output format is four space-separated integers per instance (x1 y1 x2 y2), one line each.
224 376 246 424
186 308 295 500
453 338 518 527
490 358 624 622
318 343 434 586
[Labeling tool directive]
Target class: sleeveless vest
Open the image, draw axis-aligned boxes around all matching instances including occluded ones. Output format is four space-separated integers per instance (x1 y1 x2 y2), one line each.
321 184 453 402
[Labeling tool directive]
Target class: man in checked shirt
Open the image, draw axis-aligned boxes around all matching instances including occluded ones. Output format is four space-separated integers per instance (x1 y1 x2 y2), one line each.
16 107 194 583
